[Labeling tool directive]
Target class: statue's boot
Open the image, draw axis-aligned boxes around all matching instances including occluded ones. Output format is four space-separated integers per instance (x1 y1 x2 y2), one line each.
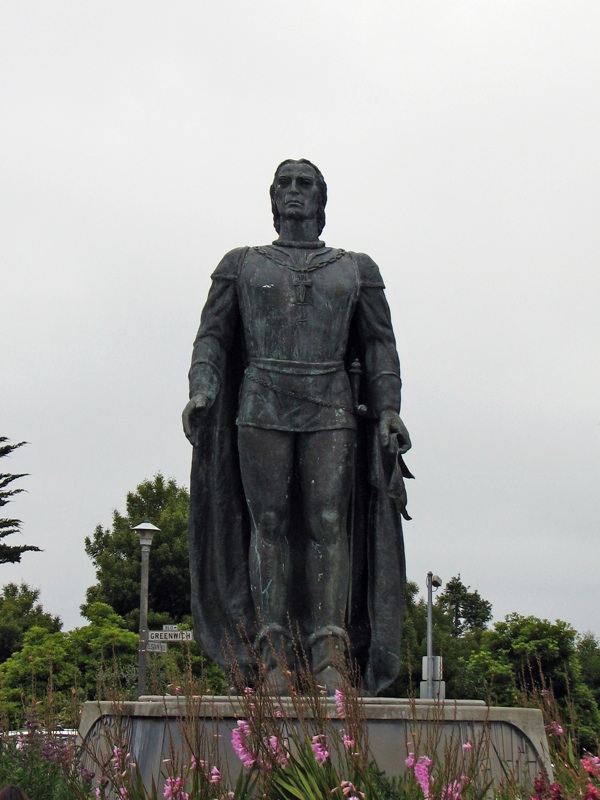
307 625 349 694
257 624 295 696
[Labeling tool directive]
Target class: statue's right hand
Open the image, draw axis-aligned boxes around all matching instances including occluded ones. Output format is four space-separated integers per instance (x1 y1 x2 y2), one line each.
182 394 211 445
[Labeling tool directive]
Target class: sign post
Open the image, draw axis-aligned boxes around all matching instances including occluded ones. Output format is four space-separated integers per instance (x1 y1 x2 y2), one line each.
146 641 168 653
148 630 194 642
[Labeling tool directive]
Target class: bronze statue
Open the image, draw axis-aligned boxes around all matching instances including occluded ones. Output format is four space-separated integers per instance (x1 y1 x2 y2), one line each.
183 160 412 694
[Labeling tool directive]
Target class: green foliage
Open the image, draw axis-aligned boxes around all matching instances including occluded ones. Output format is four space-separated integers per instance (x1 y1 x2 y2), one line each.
0 724 94 800
147 642 229 697
67 602 139 699
457 614 600 751
486 614 578 696
391 578 600 749
0 437 41 565
83 474 191 630
392 576 493 698
0 602 140 728
0 626 80 729
0 582 62 663
393 580 424 695
456 646 518 705
577 632 600 708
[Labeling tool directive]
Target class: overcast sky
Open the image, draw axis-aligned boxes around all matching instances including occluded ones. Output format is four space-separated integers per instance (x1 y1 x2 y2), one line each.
1 1 599 639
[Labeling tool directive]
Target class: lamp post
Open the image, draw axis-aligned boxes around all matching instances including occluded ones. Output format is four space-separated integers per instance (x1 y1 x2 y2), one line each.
424 571 442 700
133 520 160 698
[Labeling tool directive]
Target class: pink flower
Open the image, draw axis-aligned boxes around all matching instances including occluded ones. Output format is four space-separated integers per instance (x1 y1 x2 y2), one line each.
584 784 600 800
581 754 600 778
405 752 415 768
340 780 365 799
334 689 346 718
545 721 564 736
95 790 101 800
414 755 432 799
342 732 355 750
163 776 189 800
267 735 289 768
441 776 468 800
549 782 565 800
119 790 128 799
232 720 256 770
311 734 329 765
210 766 221 784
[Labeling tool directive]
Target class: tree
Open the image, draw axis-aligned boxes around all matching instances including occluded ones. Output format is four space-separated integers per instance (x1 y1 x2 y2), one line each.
0 582 62 663
436 574 492 636
391 580 425 696
390 577 493 698
0 602 141 728
577 632 600 709
67 602 140 699
466 614 600 750
0 626 79 728
83 474 191 630
487 613 578 696
0 437 41 564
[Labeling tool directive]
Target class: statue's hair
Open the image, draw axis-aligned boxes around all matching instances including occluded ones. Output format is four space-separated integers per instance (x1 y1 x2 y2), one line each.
270 159 327 235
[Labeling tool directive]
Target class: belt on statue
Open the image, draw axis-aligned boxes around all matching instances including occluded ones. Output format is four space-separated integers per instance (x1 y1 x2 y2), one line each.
245 363 354 415
248 357 344 376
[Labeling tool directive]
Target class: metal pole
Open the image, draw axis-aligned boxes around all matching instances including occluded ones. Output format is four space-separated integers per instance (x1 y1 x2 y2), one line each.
138 542 150 697
426 571 433 700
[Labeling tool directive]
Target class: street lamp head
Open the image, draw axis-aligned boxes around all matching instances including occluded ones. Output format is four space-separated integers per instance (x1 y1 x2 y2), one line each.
132 520 160 548
431 574 442 589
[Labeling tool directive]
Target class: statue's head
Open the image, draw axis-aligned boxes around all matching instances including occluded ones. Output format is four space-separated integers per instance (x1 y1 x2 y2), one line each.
270 159 328 236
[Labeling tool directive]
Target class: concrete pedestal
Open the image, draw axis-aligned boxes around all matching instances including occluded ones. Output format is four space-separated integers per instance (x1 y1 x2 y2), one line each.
78 695 551 794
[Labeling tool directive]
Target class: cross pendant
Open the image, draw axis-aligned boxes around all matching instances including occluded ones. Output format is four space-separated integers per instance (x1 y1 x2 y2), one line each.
292 271 312 304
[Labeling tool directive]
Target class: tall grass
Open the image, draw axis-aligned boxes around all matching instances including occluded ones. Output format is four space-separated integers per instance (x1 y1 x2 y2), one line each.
2 648 599 800
0 709 94 800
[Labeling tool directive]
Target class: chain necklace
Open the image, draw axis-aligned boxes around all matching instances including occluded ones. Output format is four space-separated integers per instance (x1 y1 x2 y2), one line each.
253 246 347 323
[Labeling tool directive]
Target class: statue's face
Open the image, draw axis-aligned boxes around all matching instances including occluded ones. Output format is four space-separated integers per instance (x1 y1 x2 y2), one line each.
272 162 321 224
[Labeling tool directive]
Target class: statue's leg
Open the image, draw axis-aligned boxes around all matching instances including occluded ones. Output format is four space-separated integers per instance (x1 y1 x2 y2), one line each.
238 426 294 689
297 428 355 690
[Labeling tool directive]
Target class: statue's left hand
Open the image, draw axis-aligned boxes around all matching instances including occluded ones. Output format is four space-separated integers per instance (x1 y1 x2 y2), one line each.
379 409 412 454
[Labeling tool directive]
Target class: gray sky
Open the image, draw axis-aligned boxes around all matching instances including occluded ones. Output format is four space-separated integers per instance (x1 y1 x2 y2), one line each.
2 1 599 637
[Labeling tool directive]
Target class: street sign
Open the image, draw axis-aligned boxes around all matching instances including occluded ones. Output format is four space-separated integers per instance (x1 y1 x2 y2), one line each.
146 641 168 653
148 630 194 642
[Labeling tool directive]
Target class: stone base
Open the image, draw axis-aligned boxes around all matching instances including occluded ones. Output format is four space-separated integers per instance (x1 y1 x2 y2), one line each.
78 695 551 794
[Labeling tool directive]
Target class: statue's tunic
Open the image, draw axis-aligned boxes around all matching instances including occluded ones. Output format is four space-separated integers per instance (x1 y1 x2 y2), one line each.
189 245 402 430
